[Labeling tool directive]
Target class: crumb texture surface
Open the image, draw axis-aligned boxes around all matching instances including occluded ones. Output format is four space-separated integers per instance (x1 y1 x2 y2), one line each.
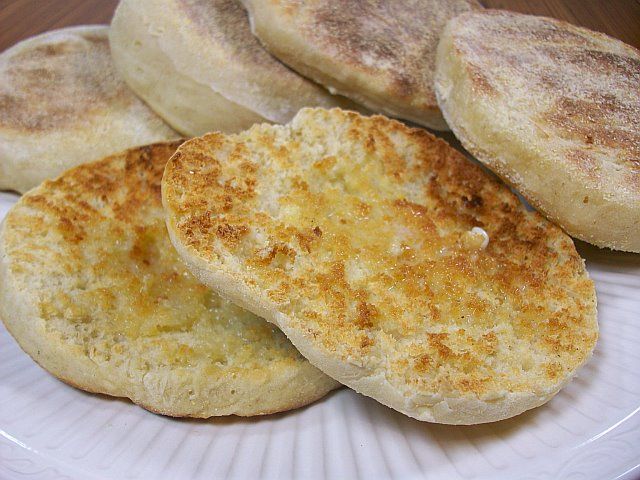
163 108 598 424
0 141 337 417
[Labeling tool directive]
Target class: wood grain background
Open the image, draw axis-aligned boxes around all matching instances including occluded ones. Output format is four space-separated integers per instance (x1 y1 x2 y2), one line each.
0 0 639 52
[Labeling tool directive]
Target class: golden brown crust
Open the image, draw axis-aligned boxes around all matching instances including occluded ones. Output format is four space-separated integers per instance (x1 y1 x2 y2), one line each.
0 141 338 418
240 0 481 130
163 108 598 424
435 10 640 251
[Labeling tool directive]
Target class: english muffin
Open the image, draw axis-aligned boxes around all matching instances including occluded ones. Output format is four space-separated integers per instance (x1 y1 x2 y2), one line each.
0 26 178 193
109 0 354 137
163 108 598 424
435 11 640 252
240 0 481 130
0 141 338 417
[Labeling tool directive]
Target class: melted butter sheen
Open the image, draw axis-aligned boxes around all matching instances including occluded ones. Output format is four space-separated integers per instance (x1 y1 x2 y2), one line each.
277 154 500 335
39 221 298 370
166 110 597 400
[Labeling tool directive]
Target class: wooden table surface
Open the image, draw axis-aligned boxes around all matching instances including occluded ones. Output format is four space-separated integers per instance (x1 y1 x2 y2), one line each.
1 0 639 53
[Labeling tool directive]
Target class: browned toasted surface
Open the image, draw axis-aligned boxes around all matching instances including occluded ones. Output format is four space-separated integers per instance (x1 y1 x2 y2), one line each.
0 26 133 132
163 109 598 421
448 10 639 194
1 141 337 417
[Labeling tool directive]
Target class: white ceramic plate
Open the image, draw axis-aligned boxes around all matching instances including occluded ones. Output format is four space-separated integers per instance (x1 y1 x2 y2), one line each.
1 189 639 480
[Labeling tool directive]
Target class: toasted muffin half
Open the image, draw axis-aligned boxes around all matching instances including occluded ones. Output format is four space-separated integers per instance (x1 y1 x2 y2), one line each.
162 108 598 424
435 11 640 252
0 25 179 193
0 141 339 417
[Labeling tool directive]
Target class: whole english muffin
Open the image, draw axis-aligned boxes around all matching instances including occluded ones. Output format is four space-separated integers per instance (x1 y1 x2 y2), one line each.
109 0 355 137
0 141 338 417
0 25 179 193
162 108 598 424
239 0 481 131
435 11 640 252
